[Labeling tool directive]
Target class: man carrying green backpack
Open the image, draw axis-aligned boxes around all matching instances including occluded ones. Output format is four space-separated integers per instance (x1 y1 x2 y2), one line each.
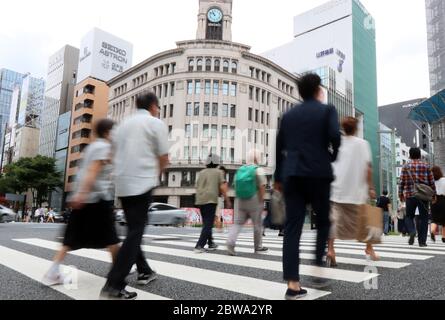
226 150 269 256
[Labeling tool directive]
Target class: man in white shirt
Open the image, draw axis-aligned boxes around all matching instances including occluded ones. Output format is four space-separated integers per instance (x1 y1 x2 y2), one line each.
101 92 169 300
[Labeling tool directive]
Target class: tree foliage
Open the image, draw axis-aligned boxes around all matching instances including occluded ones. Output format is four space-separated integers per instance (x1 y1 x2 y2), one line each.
0 156 63 207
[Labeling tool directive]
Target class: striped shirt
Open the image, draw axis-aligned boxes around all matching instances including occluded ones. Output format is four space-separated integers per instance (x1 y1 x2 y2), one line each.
399 160 436 199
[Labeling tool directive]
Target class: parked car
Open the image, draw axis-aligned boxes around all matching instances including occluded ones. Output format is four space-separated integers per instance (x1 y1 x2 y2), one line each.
53 211 65 223
0 205 16 223
115 203 187 227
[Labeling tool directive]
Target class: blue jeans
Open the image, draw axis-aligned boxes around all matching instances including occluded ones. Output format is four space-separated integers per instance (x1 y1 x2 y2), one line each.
384 211 390 235
405 197 429 245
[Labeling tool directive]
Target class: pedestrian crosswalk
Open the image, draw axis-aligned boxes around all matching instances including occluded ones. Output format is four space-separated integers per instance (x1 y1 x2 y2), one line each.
1 230 444 300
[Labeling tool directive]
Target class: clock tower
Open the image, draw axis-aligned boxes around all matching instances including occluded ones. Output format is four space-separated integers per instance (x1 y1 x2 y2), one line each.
196 0 232 41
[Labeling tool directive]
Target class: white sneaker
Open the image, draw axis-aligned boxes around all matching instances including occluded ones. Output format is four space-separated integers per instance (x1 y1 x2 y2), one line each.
129 265 137 275
43 272 66 286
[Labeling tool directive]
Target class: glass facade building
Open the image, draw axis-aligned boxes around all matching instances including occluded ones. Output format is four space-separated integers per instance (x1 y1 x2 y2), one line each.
0 69 24 162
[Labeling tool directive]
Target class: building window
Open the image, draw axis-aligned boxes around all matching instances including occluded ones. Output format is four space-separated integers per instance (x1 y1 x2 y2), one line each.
222 104 229 117
204 103 210 116
223 60 229 72
213 81 219 95
164 84 168 98
212 103 218 116
231 61 238 74
186 103 193 116
187 81 193 95
205 80 211 95
230 83 237 97
192 147 198 159
230 126 235 141
256 88 260 102
188 59 194 72
185 124 191 138
222 81 229 96
195 80 201 95
169 104 174 117
193 124 199 138
170 82 175 96
267 92 271 105
203 125 209 138
248 108 253 121
211 125 218 139
255 110 259 122
266 113 269 126
249 86 253 100
214 59 221 72
230 148 235 162
184 146 190 159
197 59 203 71
261 111 264 124
194 103 200 116
163 105 167 118
168 126 173 138
221 147 226 161
201 147 208 159
206 59 212 71
230 105 236 118
222 125 228 139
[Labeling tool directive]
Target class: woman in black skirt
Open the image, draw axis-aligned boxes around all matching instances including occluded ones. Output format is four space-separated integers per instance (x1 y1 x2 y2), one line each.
431 166 445 243
43 119 120 285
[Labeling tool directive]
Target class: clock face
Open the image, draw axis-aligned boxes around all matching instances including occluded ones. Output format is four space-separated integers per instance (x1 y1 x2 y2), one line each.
208 8 223 23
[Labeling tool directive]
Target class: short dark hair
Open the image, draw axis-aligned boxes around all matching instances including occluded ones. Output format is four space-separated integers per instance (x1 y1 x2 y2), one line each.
342 117 359 136
297 73 322 101
383 190 389 196
136 92 159 111
432 166 443 181
409 148 421 160
95 118 114 139
219 166 227 175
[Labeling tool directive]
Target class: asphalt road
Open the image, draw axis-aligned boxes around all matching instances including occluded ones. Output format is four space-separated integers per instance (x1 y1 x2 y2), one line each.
0 222 444 300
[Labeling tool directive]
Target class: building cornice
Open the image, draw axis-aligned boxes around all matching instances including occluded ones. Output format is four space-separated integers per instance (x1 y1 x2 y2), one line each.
242 52 301 82
176 39 251 52
107 48 184 86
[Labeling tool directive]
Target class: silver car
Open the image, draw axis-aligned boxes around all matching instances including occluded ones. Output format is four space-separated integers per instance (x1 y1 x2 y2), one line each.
0 205 16 223
116 203 187 227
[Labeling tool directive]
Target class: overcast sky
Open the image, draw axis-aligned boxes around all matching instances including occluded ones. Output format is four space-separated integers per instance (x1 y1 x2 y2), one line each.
0 0 430 105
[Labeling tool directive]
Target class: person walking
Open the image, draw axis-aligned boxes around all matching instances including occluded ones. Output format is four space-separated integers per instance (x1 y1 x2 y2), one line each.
397 201 407 237
431 166 445 243
377 191 392 235
327 117 379 267
194 154 230 253
43 119 120 286
275 73 341 300
101 92 169 300
46 208 55 223
399 148 436 247
226 150 269 256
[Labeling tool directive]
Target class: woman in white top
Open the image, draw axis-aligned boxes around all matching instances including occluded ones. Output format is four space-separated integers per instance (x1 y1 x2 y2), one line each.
327 117 379 267
431 166 445 243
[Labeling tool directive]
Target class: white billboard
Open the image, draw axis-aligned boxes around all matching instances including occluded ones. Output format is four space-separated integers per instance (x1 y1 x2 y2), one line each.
77 28 133 84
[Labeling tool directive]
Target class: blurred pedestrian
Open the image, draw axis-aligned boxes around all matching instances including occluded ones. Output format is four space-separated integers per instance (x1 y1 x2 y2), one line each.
431 166 445 243
44 119 120 286
194 154 230 253
327 117 379 267
397 201 407 236
46 208 55 223
275 73 341 299
377 191 392 235
101 92 169 300
399 148 436 247
227 149 269 256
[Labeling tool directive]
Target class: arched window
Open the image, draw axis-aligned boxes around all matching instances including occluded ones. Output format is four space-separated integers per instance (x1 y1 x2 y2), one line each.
223 60 229 72
206 59 212 71
197 59 203 71
188 59 194 72
214 59 221 72
231 61 238 74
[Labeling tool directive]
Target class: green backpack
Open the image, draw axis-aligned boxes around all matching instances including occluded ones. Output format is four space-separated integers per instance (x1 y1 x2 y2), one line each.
235 165 258 199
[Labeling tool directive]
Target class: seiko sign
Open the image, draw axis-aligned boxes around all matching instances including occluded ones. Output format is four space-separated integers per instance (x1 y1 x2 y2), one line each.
77 28 133 84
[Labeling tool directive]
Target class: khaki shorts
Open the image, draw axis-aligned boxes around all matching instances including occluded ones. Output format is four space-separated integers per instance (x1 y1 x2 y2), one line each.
330 202 360 240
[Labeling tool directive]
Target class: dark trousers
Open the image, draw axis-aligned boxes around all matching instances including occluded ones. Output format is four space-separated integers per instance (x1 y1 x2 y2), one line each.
405 197 429 245
106 190 153 291
283 177 331 282
196 204 217 248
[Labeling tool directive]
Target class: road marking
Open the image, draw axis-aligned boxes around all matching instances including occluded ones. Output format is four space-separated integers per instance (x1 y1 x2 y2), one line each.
0 245 167 300
165 234 433 260
14 239 331 300
149 240 410 269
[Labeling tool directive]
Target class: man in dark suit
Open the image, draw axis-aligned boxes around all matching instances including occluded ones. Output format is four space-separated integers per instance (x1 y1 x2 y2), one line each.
274 73 341 300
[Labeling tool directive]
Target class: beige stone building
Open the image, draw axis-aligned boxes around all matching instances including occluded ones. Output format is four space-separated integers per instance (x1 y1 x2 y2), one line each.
65 78 109 192
107 0 301 207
